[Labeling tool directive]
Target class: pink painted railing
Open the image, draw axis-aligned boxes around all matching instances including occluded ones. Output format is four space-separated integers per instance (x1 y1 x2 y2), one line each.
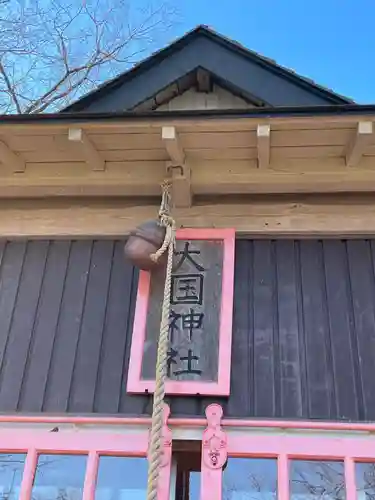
0 405 172 500
201 404 375 500
2 403 375 499
13 431 150 500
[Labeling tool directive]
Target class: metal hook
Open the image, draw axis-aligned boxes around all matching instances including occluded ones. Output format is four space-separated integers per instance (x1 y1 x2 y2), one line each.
166 164 184 176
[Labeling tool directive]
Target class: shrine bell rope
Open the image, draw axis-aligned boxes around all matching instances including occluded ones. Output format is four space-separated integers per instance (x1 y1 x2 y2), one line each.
147 179 176 500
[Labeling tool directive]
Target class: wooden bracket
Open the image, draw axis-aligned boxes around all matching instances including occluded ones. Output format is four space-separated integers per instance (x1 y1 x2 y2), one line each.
68 128 105 171
0 138 25 173
202 404 227 469
162 126 185 166
163 127 191 208
201 404 227 500
196 68 212 93
257 124 271 169
346 121 373 167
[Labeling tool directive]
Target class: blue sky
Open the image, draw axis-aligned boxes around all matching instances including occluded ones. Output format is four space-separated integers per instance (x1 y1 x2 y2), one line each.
174 0 375 104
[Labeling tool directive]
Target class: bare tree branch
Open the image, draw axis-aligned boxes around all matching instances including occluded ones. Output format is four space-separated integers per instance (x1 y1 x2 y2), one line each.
0 59 21 113
0 0 179 114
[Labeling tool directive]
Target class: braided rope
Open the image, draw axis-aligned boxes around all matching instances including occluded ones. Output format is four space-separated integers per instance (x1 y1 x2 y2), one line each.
147 181 175 500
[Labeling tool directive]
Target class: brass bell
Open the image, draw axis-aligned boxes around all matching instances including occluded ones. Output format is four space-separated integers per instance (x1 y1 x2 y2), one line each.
124 220 167 271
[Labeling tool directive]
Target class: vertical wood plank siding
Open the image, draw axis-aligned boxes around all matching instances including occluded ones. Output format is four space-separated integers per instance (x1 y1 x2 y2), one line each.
0 239 373 420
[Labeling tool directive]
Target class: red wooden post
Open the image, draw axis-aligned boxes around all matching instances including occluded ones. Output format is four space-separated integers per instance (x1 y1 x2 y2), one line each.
82 451 99 500
201 404 227 500
345 457 357 500
19 448 37 500
278 454 290 500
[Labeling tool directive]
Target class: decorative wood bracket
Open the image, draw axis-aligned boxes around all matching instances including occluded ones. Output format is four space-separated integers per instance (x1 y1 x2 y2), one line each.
201 404 227 500
196 68 212 93
68 128 105 171
148 403 172 498
162 126 191 208
257 124 270 169
345 121 373 167
162 126 185 166
0 138 25 173
202 403 227 469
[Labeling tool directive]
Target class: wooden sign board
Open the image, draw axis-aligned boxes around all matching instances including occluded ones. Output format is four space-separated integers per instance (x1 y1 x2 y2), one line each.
127 228 235 396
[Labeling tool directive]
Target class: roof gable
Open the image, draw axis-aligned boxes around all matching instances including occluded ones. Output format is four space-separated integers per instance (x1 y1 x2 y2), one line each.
63 25 353 113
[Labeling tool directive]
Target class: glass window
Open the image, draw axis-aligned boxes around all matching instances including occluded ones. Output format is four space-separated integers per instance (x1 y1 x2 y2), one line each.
95 456 148 500
174 447 201 500
290 460 345 500
32 454 87 500
222 458 277 500
356 462 375 500
0 453 26 500
189 470 200 500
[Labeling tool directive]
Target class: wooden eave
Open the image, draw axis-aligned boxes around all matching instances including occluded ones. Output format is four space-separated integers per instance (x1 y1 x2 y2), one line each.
0 109 375 200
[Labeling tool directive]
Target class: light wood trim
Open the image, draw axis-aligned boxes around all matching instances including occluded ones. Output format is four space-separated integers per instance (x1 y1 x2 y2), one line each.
1 196 375 238
257 124 270 168
2 113 375 134
0 138 25 172
162 126 185 165
68 128 105 171
345 121 373 166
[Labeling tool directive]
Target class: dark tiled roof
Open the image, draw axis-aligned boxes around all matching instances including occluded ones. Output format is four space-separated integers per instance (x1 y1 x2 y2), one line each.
198 25 354 104
63 25 353 112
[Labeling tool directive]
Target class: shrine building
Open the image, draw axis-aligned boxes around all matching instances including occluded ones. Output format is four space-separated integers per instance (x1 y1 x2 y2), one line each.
0 24 375 500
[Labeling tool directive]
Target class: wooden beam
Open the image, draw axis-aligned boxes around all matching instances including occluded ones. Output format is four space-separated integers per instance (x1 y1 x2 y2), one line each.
0 138 25 173
2 195 375 238
345 121 373 167
257 124 270 168
7 160 375 198
162 126 185 166
68 128 105 171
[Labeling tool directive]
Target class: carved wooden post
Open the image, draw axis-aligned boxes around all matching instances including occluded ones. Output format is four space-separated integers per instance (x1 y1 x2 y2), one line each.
148 403 172 500
201 403 227 500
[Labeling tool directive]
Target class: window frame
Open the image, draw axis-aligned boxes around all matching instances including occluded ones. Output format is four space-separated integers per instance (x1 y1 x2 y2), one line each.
0 408 172 500
200 404 375 500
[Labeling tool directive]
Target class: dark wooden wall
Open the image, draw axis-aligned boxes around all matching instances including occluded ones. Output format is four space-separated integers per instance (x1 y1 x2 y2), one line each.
0 239 374 421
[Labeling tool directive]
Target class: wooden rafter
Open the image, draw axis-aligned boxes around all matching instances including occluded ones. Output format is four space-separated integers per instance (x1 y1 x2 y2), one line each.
68 128 105 171
257 124 270 168
162 126 191 208
345 121 373 167
0 138 25 173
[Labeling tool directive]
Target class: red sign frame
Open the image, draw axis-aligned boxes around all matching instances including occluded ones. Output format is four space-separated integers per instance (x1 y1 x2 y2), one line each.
127 228 235 396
